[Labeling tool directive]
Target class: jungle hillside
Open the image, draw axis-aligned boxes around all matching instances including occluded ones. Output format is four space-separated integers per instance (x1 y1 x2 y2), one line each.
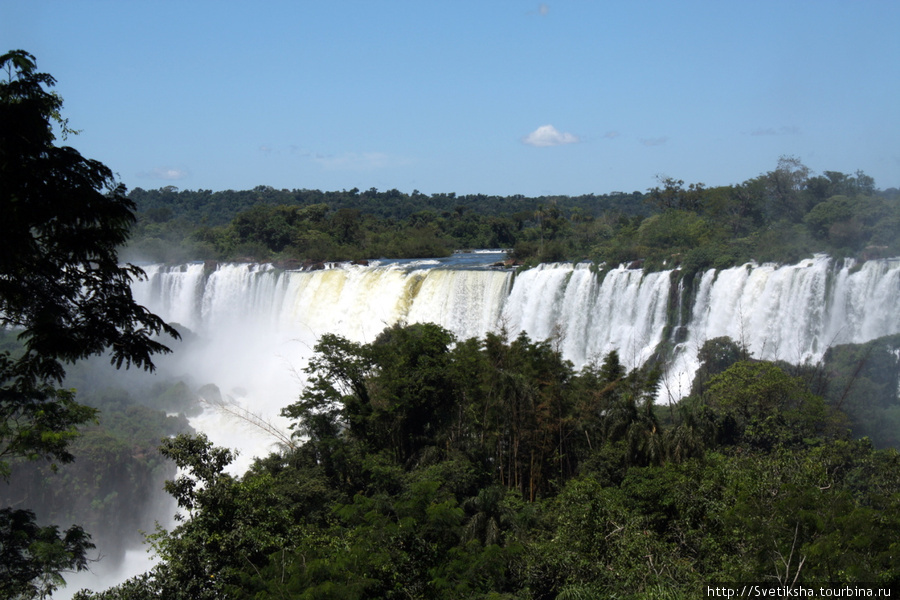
125 160 900 272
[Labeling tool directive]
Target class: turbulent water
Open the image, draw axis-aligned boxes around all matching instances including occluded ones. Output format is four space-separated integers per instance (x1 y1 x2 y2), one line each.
130 254 900 466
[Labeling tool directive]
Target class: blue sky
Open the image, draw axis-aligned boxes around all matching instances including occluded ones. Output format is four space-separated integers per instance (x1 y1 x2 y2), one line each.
4 1 899 196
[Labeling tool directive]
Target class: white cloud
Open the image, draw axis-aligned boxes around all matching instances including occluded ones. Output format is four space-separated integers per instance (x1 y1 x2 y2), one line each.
538 3 549 16
138 166 190 180
522 124 580 147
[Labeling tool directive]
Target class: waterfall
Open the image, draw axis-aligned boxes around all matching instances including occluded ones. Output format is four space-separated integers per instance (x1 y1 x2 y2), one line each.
132 259 515 468
500 263 672 370
663 256 900 402
131 255 900 462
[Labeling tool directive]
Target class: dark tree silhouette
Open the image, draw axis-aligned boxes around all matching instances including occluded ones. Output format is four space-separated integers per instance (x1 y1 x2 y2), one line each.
0 49 179 599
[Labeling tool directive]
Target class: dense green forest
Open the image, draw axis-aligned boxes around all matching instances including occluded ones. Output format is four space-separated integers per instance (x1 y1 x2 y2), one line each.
71 325 900 599
125 159 900 271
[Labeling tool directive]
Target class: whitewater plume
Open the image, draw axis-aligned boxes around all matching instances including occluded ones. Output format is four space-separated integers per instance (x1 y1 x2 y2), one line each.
663 256 900 401
501 263 673 369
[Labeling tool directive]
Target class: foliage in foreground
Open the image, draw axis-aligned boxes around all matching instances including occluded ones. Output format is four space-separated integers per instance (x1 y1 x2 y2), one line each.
76 325 900 599
1 49 178 599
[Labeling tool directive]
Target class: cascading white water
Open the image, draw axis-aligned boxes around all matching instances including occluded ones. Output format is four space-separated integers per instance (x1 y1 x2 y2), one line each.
500 263 672 370
131 255 900 462
662 256 900 402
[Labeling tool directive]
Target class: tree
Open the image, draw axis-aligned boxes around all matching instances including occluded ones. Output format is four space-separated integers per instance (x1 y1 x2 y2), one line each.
283 323 458 468
1 49 179 596
764 156 811 222
646 176 705 212
702 361 834 450
689 336 747 397
148 434 293 600
0 508 94 600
